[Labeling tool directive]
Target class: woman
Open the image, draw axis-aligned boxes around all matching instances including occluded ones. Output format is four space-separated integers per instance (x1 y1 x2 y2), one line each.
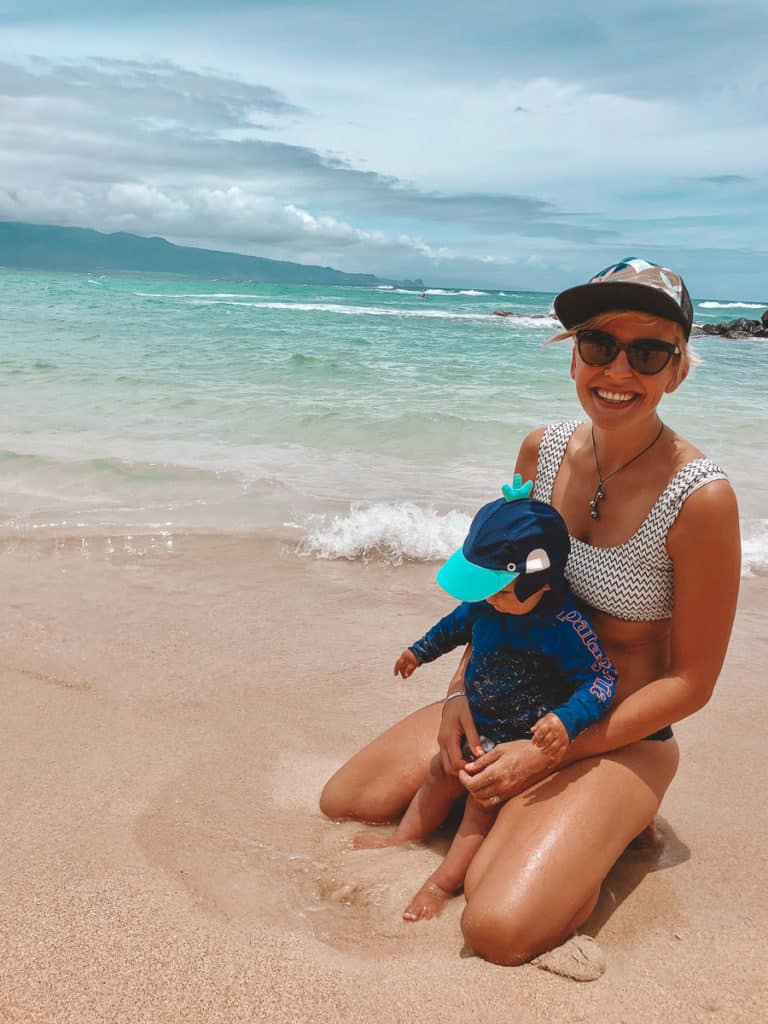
320 258 741 966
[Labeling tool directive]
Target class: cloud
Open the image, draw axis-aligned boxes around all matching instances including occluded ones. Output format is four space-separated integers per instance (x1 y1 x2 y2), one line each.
10 0 763 112
1 57 303 128
0 11 766 297
697 174 750 185
0 57 613 252
0 181 458 269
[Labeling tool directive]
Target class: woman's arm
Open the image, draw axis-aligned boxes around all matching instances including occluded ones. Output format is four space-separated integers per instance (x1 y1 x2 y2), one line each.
515 426 547 482
462 478 741 804
563 478 740 758
437 644 484 775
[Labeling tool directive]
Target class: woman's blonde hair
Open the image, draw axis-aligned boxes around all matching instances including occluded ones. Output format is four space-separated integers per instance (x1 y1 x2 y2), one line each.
545 309 699 387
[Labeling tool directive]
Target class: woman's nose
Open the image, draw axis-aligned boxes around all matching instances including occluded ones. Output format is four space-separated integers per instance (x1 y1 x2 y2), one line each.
604 347 634 378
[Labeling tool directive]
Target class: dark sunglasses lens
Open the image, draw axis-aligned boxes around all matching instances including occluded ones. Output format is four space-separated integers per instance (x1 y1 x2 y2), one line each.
626 341 675 374
576 331 616 365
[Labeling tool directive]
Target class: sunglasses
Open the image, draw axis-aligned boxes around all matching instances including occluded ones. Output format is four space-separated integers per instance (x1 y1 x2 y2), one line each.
575 329 680 376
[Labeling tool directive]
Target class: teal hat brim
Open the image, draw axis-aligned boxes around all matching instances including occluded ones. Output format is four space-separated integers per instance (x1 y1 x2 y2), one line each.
437 548 519 603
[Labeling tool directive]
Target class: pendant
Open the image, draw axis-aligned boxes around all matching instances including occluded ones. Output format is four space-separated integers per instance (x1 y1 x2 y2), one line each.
589 487 605 519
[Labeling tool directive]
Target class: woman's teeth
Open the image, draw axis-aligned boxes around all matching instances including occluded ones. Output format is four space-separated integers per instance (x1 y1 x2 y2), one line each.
596 389 635 404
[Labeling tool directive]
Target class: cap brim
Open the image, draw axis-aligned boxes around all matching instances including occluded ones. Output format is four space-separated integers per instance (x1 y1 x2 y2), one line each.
437 548 519 603
554 281 689 336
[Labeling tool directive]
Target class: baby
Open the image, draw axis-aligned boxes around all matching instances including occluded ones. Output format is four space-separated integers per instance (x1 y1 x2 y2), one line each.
353 477 617 922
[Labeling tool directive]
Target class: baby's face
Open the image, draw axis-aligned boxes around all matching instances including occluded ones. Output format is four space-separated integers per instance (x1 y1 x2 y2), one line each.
485 580 549 616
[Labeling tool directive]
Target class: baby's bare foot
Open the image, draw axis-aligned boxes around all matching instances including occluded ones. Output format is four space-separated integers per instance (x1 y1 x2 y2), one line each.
350 830 392 850
403 880 450 921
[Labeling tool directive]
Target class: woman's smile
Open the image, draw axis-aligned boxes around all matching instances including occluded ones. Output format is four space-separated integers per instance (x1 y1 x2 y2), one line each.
592 387 641 407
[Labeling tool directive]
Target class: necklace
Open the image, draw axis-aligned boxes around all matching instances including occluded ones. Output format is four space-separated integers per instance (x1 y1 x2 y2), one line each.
589 422 665 519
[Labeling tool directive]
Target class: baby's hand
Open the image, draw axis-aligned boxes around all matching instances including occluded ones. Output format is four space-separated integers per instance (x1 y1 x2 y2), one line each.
530 713 569 758
394 649 419 678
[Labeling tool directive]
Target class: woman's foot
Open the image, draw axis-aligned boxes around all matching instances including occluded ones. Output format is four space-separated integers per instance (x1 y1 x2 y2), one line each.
628 820 663 850
403 880 451 921
350 830 393 850
533 934 606 981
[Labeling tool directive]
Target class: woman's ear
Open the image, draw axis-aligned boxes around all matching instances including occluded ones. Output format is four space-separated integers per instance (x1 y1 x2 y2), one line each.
569 343 577 380
665 362 689 393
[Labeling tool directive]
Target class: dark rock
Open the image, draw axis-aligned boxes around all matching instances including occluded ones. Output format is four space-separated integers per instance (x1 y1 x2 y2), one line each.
695 310 768 339
723 317 764 334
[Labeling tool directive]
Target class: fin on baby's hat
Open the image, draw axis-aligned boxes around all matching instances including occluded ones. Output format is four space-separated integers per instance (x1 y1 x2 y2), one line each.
501 474 534 503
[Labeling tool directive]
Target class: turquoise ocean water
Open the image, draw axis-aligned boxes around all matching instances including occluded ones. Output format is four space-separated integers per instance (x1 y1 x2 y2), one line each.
1 269 766 573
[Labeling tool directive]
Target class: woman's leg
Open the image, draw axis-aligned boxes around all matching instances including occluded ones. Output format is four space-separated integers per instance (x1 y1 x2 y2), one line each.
461 738 680 965
320 702 443 823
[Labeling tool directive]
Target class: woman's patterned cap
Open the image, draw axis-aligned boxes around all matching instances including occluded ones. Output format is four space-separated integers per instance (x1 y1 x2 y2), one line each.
554 257 693 338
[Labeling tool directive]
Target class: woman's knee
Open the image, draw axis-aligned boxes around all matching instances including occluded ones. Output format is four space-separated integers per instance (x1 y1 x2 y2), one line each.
319 770 407 823
461 866 602 966
461 896 574 966
461 900 542 965
318 774 350 820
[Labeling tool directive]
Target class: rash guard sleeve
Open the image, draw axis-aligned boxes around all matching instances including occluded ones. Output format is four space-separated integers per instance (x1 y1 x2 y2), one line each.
548 607 617 741
409 603 474 665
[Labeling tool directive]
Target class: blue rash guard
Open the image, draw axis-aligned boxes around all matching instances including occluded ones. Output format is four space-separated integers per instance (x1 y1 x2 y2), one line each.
409 593 617 743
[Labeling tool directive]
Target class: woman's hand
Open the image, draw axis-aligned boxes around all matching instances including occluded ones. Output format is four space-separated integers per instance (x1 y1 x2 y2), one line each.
458 739 563 808
437 694 481 776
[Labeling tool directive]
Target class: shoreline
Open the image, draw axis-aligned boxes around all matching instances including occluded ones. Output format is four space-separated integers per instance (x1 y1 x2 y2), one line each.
2 535 766 1022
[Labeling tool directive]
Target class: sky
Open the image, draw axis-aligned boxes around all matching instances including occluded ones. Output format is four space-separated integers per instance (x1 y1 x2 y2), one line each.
1 1 767 296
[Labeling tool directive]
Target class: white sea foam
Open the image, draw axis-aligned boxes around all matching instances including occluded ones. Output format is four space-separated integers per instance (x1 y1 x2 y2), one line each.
186 299 488 320
698 301 765 310
424 288 488 296
291 503 470 564
741 519 768 577
294 505 767 579
136 291 269 300
382 287 488 296
176 298 557 326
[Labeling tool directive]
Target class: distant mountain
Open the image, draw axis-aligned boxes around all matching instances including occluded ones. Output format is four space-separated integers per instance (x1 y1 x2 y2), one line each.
0 221 425 289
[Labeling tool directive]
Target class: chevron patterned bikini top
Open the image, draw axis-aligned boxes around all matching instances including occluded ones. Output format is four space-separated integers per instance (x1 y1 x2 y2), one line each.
531 421 728 622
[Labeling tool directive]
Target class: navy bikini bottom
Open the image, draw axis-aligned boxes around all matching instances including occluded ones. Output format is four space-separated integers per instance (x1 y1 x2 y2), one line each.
644 725 673 742
461 725 674 752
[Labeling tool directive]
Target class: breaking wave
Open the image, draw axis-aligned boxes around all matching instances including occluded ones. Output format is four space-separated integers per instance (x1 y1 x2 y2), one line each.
293 504 767 578
698 301 765 310
290 503 470 564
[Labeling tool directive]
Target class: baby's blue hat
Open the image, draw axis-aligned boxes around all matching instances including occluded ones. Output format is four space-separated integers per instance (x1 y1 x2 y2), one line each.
437 477 571 603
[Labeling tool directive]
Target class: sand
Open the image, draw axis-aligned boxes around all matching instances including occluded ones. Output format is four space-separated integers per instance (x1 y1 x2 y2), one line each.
1 532 766 1024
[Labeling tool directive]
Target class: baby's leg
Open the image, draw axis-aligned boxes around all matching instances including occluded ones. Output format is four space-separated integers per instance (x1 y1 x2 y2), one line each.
352 754 464 849
403 796 497 921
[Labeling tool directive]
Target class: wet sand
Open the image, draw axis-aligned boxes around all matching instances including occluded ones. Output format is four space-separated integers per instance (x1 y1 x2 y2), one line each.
1 533 766 1023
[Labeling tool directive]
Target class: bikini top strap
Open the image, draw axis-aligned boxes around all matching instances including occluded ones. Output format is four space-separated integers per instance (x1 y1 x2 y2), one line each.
641 458 729 539
531 421 580 503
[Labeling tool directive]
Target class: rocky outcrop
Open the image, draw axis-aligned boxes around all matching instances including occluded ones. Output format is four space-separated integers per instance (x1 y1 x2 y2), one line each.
695 310 768 339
